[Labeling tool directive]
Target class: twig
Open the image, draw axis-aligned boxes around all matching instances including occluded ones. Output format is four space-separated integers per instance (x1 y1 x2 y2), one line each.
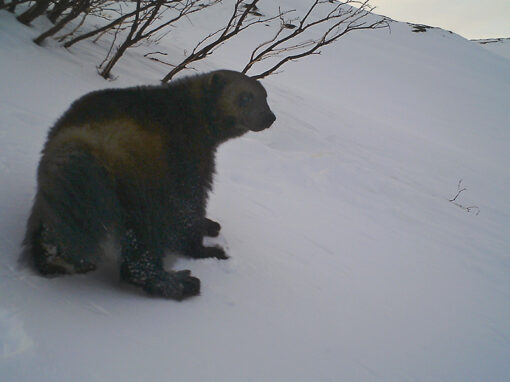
449 179 480 216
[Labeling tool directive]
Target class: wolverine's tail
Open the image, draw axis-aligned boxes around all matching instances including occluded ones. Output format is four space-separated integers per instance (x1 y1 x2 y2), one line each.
23 146 121 275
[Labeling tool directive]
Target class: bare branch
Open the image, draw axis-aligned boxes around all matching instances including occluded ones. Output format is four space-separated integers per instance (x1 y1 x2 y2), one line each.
63 2 155 48
162 0 267 82
161 0 292 82
144 51 177 67
448 179 480 216
99 0 219 79
449 179 467 202
34 0 93 45
243 0 389 79
56 12 89 42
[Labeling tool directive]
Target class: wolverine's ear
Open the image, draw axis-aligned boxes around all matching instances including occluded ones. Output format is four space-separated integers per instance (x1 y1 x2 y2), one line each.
208 72 227 95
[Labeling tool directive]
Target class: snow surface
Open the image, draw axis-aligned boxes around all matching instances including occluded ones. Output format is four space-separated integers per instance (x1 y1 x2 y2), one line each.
475 38 510 61
1 2 510 381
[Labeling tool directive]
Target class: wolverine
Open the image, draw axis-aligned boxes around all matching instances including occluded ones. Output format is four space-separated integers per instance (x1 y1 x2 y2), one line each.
23 70 276 300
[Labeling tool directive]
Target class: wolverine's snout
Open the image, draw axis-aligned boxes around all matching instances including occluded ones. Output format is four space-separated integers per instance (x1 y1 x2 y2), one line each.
266 112 276 126
257 111 276 131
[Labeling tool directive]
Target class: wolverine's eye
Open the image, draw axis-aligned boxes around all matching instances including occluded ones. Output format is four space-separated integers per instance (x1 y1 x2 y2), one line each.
238 92 253 107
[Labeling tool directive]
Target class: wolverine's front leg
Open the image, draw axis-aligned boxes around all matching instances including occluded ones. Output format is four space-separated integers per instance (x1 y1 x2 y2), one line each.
120 229 200 300
182 223 228 260
203 217 221 237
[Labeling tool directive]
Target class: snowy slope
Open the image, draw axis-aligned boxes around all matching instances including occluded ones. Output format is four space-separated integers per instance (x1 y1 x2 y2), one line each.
1 2 510 381
475 37 510 61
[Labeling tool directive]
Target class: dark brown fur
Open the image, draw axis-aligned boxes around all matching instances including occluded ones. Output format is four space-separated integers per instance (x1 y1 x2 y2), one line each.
23 70 275 300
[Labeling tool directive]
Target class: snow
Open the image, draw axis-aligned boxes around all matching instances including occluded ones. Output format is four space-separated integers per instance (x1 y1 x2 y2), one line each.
1 2 510 381
475 37 510 61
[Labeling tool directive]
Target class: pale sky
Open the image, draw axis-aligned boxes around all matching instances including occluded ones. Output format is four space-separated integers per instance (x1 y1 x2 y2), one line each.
369 0 510 39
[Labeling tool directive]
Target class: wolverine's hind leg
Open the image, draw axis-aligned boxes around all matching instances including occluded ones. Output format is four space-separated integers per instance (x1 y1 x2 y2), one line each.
30 223 96 275
24 147 120 276
119 229 200 300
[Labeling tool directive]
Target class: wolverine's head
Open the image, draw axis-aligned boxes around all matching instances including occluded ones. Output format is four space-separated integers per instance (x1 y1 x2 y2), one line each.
206 70 276 133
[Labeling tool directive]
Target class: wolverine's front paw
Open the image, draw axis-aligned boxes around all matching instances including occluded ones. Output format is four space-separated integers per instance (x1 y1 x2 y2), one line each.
204 246 229 260
143 270 200 300
184 243 229 260
191 246 229 260
204 218 221 237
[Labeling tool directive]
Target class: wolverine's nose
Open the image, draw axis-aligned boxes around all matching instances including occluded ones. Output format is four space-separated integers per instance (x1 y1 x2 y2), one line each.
265 112 276 126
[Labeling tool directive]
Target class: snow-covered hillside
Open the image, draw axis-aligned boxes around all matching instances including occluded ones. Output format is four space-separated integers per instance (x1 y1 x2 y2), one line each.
1 2 510 381
475 37 510 61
